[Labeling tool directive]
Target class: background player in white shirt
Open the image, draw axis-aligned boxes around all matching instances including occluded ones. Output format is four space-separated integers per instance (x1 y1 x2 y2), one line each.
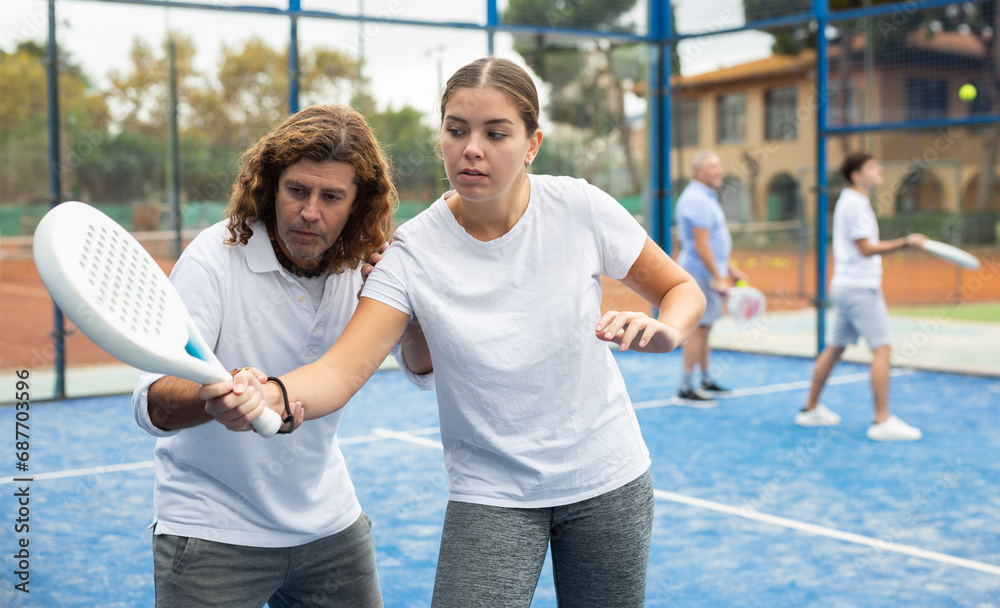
797 152 926 441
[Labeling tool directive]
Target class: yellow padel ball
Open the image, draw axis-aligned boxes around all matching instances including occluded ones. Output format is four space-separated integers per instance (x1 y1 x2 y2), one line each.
959 83 977 102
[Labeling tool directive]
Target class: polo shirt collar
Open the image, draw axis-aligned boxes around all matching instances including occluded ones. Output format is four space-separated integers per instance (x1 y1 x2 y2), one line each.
243 220 282 274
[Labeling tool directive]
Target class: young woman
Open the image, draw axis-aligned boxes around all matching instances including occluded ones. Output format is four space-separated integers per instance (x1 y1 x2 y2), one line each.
206 57 706 606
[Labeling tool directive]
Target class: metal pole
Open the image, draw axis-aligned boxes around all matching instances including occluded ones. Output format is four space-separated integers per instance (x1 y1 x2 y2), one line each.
796 180 806 298
863 0 874 150
814 0 830 354
288 0 300 114
647 45 661 245
647 0 671 252
356 0 364 101
661 5 674 254
168 37 182 258
46 0 66 399
486 0 497 55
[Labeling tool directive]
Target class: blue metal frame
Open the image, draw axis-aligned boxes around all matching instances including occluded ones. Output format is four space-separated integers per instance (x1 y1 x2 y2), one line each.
43 0 996 392
90 0 655 43
825 114 1000 134
648 0 673 255
671 12 813 40
288 0 300 114
814 0 830 354
829 0 984 21
486 0 498 55
46 0 66 399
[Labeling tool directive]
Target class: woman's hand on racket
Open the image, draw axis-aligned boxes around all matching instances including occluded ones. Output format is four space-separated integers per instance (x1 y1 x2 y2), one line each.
197 369 266 431
231 369 306 434
595 311 683 354
197 368 302 433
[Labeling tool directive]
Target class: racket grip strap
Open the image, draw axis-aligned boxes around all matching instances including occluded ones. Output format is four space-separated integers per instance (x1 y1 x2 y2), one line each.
267 377 297 434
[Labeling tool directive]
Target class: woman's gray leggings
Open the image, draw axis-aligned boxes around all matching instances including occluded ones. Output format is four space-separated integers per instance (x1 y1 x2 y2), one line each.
431 470 654 608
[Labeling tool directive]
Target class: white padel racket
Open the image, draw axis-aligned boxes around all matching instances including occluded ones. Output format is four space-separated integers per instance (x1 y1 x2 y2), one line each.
919 239 980 271
33 201 281 437
726 282 767 325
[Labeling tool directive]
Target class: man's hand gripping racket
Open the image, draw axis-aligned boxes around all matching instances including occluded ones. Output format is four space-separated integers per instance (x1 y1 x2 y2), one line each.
32 201 284 437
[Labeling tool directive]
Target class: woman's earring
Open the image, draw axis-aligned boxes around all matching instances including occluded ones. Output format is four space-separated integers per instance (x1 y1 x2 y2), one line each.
524 158 533 168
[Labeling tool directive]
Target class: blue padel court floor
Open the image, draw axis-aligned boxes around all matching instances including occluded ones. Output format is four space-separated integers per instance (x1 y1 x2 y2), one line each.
2 349 999 607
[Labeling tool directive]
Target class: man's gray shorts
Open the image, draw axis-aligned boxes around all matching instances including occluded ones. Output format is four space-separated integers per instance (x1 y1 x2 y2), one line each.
693 275 724 327
830 285 891 349
152 512 382 607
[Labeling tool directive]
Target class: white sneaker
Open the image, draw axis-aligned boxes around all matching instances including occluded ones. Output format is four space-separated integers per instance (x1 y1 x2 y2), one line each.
867 415 922 441
795 404 842 427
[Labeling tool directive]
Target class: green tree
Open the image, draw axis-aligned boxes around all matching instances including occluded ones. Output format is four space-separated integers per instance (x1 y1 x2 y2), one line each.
100 34 202 205
365 104 440 202
504 0 644 195
104 34 359 206
0 41 109 206
744 0 902 55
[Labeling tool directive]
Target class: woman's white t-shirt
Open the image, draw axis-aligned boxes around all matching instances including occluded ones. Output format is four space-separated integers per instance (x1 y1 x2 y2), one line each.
362 174 652 508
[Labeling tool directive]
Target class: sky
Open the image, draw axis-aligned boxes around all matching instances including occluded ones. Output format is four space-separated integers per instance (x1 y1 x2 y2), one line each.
2 0 774 122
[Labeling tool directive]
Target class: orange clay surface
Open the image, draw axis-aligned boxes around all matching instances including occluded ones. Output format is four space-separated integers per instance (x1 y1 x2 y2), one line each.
2 247 998 371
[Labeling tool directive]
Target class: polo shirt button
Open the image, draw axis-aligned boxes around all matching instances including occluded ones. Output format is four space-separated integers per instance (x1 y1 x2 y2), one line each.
312 325 319 333
298 295 305 303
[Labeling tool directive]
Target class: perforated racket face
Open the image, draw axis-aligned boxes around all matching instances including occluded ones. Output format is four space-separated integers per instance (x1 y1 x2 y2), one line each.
33 202 229 384
78 222 171 340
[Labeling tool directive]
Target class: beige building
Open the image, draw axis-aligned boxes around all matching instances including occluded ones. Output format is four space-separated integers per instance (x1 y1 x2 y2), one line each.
668 30 1000 229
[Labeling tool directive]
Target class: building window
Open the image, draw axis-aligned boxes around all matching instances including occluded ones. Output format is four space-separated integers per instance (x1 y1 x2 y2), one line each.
906 78 947 121
828 80 856 126
678 98 699 147
767 173 799 220
765 86 798 141
895 170 943 213
716 93 746 144
962 173 1000 212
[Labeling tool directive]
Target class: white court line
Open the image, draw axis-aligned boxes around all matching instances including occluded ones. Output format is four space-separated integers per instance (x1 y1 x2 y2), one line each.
633 368 917 410
0 427 446 484
4 423 995 578
0 460 153 485
654 489 1000 577
370 425 1000 579
0 366 919 481
373 427 444 449
0 428 444 484
340 425 441 445
0 367 917 484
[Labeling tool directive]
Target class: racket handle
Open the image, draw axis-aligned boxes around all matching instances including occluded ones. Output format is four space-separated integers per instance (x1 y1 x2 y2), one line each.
252 407 282 438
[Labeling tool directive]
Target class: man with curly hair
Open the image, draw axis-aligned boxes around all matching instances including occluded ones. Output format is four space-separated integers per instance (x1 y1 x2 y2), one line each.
131 105 432 607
